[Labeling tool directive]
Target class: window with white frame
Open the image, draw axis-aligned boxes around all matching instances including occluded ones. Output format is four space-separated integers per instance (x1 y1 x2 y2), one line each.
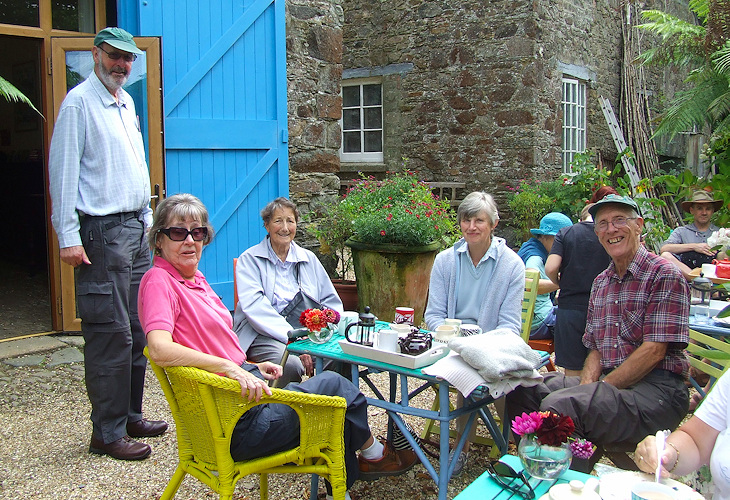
341 79 383 163
562 77 586 173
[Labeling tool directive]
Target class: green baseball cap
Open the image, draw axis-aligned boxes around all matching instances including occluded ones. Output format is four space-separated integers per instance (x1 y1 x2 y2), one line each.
588 194 641 219
94 27 142 55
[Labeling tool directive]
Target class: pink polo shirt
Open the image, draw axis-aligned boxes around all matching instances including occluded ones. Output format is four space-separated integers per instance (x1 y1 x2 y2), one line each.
139 257 247 366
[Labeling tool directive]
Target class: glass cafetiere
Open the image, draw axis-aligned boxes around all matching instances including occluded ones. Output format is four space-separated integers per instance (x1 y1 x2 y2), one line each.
344 306 377 346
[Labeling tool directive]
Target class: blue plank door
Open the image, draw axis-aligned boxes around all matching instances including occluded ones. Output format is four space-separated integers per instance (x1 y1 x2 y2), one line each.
137 0 289 308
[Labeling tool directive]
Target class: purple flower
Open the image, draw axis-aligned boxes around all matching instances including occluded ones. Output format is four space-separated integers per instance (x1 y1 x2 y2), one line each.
511 411 543 436
569 438 595 460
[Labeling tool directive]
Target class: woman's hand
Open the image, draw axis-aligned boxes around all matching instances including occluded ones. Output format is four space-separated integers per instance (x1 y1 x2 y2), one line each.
634 435 676 477
255 361 284 381
224 365 273 401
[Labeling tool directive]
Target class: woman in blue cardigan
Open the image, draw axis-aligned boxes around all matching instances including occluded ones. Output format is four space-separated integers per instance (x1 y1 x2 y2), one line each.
424 191 525 475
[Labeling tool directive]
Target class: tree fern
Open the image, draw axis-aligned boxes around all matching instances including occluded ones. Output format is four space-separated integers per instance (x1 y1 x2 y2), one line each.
0 76 43 117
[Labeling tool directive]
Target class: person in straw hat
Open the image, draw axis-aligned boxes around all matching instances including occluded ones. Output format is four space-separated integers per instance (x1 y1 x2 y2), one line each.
660 190 724 280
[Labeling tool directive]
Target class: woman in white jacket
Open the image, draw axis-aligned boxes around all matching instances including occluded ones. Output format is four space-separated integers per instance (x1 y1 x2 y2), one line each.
233 197 343 386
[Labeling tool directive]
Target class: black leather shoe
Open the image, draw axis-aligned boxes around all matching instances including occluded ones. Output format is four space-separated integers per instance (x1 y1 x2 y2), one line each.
126 418 168 438
89 435 151 461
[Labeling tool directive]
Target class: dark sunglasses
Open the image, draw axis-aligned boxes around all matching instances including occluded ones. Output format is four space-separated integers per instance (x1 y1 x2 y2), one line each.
485 461 536 500
158 226 208 242
98 45 138 62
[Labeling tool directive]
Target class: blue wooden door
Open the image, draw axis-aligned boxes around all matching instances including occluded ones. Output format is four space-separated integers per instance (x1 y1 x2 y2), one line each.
135 0 288 307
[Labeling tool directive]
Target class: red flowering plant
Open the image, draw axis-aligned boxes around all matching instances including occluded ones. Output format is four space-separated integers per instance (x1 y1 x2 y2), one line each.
299 308 341 332
511 411 595 460
340 167 458 247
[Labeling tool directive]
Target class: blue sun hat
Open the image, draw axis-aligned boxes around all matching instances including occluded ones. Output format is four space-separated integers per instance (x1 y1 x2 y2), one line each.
530 212 573 236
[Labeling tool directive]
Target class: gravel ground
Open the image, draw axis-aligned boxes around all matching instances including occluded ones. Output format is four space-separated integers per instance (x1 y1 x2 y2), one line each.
0 337 513 500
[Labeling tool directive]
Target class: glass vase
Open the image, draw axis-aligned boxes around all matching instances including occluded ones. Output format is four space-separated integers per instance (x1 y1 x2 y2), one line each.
518 436 572 480
308 324 334 344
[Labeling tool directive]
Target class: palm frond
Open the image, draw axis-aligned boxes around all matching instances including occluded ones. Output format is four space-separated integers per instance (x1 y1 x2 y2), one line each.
713 40 730 75
639 10 706 39
637 11 707 67
0 76 43 118
688 0 710 20
708 86 730 122
654 72 729 137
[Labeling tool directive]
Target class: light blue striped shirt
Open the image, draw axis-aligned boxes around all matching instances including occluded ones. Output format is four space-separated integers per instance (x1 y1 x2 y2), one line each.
49 70 152 248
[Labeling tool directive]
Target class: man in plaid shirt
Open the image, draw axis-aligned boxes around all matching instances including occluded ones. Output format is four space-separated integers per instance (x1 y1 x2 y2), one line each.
507 195 690 469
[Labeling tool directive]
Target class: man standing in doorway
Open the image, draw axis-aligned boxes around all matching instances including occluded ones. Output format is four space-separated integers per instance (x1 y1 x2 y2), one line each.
49 27 166 460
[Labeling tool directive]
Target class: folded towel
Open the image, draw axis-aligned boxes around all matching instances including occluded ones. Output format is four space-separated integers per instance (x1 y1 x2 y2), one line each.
448 328 542 382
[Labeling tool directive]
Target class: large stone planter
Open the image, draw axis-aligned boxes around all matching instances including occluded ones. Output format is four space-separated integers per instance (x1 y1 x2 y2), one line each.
345 239 440 325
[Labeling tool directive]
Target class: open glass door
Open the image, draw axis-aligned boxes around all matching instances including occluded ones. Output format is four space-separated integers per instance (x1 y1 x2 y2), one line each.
49 36 164 331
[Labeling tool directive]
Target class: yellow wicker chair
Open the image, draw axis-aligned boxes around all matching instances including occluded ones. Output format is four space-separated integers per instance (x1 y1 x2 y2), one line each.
145 348 348 500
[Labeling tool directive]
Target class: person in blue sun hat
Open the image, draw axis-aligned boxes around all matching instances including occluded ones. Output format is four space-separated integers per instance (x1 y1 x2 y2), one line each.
518 212 574 339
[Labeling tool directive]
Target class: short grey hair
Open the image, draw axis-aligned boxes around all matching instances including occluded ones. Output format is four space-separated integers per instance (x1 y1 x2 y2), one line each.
261 197 300 225
457 191 499 225
148 193 214 253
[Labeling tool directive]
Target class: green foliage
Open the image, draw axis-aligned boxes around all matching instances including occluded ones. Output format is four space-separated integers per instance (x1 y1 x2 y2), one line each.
0 75 43 117
506 152 622 240
507 149 730 252
305 197 356 279
341 168 458 247
306 167 458 277
637 0 730 173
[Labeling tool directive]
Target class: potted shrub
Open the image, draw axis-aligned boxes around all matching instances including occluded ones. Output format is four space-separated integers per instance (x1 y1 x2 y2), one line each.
306 197 359 311
340 168 458 324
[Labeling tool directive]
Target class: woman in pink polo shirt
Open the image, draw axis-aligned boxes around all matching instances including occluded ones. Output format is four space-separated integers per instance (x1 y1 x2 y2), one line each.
138 194 416 498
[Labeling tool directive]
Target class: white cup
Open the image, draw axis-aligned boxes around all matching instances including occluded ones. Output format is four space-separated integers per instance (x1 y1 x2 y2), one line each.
338 311 360 336
434 324 458 343
631 481 678 500
443 318 462 335
374 329 399 352
460 323 483 336
389 323 412 337
702 263 717 278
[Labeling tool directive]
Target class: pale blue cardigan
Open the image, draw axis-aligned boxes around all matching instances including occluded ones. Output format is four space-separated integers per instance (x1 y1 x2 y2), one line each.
424 237 525 335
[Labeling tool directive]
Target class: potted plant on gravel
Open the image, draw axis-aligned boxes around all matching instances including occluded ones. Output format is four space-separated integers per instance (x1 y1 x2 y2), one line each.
340 168 458 325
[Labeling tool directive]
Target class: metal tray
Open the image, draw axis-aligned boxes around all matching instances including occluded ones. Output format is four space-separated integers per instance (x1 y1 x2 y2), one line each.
338 340 449 369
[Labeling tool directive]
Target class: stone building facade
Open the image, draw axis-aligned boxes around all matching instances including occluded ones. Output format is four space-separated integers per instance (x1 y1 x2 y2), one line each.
286 0 345 227
285 0 692 252
340 0 691 210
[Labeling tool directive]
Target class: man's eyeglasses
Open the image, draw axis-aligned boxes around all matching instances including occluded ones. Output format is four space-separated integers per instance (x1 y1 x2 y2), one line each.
594 216 638 233
485 460 536 500
158 226 208 242
98 45 138 62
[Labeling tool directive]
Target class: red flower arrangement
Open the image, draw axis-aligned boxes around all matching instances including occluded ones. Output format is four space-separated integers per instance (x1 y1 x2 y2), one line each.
299 308 340 332
512 411 595 459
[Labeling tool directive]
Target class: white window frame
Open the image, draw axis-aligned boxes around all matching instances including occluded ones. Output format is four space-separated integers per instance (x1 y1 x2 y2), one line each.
562 77 587 173
340 77 383 163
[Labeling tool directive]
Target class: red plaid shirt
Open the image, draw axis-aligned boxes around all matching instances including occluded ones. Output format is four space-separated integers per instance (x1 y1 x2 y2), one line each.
583 245 690 378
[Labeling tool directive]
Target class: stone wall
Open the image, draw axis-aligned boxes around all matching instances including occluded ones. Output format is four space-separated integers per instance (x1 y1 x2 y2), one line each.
341 0 694 243
286 0 344 256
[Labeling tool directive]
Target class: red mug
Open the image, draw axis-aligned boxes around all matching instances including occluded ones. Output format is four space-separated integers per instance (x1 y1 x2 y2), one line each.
394 306 415 325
